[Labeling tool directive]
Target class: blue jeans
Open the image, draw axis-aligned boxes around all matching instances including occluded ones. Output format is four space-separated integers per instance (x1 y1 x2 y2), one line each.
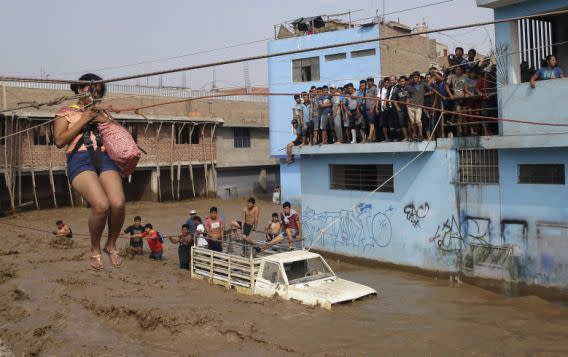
149 250 163 260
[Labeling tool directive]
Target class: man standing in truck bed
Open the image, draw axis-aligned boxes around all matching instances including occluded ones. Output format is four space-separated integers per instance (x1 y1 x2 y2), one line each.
241 197 260 254
205 206 224 252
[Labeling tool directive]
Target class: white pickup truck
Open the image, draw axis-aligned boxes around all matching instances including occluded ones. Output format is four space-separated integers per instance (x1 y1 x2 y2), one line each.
190 245 377 309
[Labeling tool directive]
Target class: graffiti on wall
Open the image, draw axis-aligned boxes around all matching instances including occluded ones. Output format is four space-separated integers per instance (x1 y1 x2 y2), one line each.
403 202 430 228
303 203 394 251
428 215 531 280
429 216 463 253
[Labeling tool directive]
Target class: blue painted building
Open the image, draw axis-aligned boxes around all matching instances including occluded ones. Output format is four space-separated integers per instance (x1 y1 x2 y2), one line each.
269 4 568 289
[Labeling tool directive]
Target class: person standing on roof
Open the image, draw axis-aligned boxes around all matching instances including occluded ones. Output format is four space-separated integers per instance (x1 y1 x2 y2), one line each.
53 73 125 271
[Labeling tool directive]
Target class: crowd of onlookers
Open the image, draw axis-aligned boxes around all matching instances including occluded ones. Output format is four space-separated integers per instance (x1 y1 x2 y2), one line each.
287 47 502 163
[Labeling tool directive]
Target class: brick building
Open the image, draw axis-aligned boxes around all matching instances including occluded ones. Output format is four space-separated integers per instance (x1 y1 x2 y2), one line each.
0 82 275 211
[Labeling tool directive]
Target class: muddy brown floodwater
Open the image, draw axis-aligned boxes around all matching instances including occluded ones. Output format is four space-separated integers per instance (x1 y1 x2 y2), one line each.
1 198 568 356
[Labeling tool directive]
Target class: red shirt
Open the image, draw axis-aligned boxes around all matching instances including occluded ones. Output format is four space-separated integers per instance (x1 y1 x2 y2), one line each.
281 210 299 230
205 216 224 236
142 230 162 252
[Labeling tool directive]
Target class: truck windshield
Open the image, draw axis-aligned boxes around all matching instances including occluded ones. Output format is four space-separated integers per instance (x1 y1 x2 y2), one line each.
284 257 334 284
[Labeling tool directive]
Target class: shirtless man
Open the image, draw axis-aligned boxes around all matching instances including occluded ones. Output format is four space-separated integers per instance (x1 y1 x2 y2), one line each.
242 197 259 247
53 220 72 239
168 224 193 270
205 206 224 252
254 214 283 253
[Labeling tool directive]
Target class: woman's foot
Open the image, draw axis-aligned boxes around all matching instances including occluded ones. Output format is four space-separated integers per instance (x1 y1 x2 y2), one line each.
89 254 104 271
103 247 123 268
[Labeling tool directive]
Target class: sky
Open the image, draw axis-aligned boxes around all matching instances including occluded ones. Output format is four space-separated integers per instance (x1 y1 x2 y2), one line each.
1 0 494 89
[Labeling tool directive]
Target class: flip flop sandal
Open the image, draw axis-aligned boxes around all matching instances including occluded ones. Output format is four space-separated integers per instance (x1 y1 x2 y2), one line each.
103 248 123 268
89 254 104 271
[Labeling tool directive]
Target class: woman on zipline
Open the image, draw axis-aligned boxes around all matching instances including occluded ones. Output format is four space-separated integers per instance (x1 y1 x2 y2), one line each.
53 73 125 270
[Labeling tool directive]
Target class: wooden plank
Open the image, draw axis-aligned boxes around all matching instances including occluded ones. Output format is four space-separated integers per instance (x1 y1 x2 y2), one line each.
25 128 39 209
201 124 208 198
188 124 195 197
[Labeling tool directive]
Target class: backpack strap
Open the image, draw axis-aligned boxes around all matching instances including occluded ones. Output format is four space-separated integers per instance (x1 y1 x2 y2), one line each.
67 123 103 174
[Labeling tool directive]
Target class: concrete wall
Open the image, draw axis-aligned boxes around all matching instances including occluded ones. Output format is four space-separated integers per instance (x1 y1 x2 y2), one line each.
499 78 568 135
268 25 381 157
216 166 280 199
215 127 277 168
379 23 440 77
279 159 302 205
300 146 568 288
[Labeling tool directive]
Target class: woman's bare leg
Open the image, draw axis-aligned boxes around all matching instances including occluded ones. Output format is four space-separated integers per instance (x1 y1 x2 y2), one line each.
99 170 126 255
71 171 110 268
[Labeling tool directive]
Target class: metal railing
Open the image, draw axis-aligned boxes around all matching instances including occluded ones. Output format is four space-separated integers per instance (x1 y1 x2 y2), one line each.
0 81 268 103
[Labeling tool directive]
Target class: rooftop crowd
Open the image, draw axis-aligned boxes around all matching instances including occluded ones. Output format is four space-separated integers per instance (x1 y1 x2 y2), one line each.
287 47 502 162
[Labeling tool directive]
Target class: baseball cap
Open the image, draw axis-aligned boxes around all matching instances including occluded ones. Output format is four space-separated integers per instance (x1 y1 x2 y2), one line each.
190 209 197 214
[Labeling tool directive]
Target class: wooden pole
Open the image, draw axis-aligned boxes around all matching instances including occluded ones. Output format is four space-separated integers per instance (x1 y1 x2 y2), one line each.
188 124 196 198
1 85 6 110
201 123 208 198
64 156 74 208
177 162 181 200
176 123 186 201
25 124 39 209
156 121 163 202
3 115 15 210
209 123 217 196
16 118 22 207
170 123 175 200
46 127 57 208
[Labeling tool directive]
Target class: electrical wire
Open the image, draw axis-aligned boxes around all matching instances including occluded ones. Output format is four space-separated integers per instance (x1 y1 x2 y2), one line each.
1 8 566 86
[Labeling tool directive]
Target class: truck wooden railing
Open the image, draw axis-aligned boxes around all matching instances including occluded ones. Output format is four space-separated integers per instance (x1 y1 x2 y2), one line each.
190 245 262 294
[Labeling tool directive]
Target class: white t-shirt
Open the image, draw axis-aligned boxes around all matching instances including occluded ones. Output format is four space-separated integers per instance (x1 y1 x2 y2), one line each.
196 224 208 247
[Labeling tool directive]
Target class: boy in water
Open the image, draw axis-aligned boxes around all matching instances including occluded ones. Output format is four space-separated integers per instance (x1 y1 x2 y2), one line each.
123 216 144 255
141 223 162 260
53 220 72 239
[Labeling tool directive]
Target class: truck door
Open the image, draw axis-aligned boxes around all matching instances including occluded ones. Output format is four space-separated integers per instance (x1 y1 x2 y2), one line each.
255 261 286 297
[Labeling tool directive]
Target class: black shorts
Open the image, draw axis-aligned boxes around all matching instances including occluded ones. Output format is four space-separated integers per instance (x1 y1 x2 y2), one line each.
293 138 302 146
130 238 143 248
243 223 253 236
207 239 223 252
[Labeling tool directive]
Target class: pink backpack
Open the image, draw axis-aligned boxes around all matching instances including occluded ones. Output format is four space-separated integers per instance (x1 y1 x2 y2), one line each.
98 120 141 177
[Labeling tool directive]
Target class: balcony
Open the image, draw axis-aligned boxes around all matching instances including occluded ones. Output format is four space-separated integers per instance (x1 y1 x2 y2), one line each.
476 0 528 8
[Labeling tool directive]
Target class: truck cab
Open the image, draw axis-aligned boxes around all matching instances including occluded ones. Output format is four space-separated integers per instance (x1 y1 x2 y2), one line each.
254 250 377 309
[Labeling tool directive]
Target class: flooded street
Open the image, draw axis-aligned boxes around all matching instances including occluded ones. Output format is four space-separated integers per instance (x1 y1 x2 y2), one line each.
1 198 568 356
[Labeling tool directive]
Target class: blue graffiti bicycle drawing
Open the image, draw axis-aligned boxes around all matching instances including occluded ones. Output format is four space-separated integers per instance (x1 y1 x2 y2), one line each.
303 203 393 251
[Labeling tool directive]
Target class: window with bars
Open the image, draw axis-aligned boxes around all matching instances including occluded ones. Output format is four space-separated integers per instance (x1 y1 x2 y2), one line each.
325 52 346 61
519 164 565 185
292 57 320 82
515 14 568 83
459 149 499 184
330 164 394 192
517 18 553 75
175 125 199 144
234 127 251 148
351 48 376 58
